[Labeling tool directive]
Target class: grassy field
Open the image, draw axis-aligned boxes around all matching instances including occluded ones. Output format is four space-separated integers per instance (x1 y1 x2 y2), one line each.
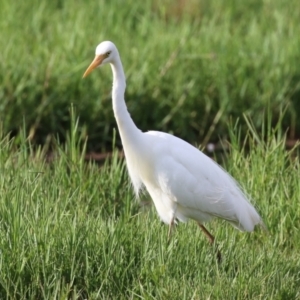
0 111 299 299
0 0 300 150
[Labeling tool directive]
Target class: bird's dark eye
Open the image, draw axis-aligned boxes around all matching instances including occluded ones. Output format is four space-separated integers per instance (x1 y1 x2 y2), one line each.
106 51 111 57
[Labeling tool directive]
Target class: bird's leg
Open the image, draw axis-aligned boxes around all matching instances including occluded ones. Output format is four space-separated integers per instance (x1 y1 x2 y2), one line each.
168 218 175 240
198 223 215 244
197 223 222 262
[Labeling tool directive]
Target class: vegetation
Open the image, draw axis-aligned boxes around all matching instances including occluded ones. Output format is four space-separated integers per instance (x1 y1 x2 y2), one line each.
0 0 300 150
0 109 299 299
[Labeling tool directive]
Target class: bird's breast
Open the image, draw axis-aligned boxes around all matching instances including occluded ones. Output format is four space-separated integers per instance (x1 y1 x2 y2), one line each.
122 138 157 185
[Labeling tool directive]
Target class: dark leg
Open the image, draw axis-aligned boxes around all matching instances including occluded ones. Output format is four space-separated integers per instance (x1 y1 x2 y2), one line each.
197 222 222 262
168 218 175 240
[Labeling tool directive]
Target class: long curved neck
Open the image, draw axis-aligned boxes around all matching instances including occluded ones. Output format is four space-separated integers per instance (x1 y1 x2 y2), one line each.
110 58 142 146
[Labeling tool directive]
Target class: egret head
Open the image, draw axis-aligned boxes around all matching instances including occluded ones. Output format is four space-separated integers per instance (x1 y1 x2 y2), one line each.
83 41 118 78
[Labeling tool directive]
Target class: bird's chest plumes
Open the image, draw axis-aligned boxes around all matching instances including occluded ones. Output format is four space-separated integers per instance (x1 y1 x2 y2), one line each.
122 141 156 184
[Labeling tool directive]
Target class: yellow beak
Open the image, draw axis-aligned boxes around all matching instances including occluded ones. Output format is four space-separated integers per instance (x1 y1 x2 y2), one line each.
82 54 106 78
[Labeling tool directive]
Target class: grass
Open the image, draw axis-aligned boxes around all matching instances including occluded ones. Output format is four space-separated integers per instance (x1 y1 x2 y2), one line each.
0 109 299 299
0 0 300 150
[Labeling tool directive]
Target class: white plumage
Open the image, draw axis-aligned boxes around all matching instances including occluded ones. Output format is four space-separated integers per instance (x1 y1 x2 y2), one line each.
83 41 264 257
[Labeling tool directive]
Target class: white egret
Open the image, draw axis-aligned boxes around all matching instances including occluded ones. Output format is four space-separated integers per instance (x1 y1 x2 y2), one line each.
83 41 264 260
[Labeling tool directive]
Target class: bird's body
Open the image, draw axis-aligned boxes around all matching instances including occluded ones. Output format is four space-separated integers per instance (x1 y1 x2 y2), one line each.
83 41 264 253
126 130 261 231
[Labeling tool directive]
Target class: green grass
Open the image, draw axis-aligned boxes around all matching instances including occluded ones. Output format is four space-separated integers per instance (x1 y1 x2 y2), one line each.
0 0 300 150
0 110 299 299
